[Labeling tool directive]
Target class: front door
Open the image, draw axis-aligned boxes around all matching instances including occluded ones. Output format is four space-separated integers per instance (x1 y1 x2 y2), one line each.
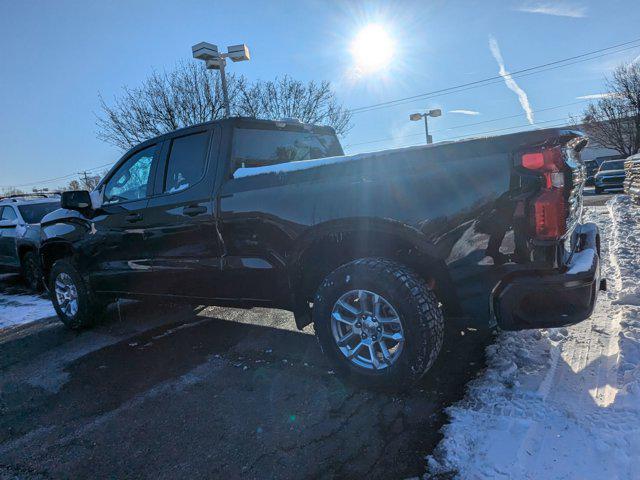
86 144 159 295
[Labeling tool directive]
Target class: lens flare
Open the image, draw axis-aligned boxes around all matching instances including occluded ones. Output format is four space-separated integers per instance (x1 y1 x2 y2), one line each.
350 24 395 73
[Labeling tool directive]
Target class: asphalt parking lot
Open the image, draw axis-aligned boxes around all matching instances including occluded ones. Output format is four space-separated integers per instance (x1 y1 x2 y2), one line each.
0 274 489 479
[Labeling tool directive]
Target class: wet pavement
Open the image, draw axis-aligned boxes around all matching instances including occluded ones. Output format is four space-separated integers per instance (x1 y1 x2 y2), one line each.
0 277 490 479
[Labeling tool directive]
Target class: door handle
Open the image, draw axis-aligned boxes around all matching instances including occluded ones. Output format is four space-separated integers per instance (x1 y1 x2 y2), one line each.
183 205 207 216
126 213 143 223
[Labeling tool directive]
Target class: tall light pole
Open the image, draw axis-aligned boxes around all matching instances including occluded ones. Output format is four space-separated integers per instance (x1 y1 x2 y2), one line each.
409 109 442 144
192 42 251 118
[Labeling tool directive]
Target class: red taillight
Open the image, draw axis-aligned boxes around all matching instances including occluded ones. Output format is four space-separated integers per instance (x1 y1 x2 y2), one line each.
521 146 567 241
522 152 545 170
532 188 566 239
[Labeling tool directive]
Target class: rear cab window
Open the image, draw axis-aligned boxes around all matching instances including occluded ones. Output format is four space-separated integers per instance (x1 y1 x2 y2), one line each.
17 202 60 224
599 160 625 171
231 125 343 172
162 131 210 193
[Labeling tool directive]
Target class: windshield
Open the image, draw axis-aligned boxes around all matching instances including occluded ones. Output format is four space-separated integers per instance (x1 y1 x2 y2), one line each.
231 127 343 169
599 160 625 171
17 201 60 224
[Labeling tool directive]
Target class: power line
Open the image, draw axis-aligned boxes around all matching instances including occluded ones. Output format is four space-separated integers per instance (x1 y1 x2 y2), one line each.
1 162 113 189
348 38 640 115
350 43 640 115
345 99 590 149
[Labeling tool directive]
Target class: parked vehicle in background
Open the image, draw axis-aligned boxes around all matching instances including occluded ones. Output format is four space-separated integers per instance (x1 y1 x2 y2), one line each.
584 159 600 186
624 153 640 203
594 159 626 194
40 118 603 389
0 194 61 290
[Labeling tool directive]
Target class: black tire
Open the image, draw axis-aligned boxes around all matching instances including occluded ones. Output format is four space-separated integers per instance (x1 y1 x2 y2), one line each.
313 257 444 389
49 259 105 330
21 251 43 292
595 187 603 194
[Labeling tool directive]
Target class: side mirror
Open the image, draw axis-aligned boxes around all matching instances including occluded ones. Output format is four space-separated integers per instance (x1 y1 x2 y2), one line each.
61 190 92 210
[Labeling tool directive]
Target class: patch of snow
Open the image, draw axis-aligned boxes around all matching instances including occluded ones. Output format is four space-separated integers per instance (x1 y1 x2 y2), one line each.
427 196 640 479
0 292 56 329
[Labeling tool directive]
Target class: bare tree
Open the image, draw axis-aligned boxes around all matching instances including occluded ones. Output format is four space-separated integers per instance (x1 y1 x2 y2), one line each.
97 62 240 150
0 187 26 197
97 62 351 151
235 75 351 135
580 62 640 157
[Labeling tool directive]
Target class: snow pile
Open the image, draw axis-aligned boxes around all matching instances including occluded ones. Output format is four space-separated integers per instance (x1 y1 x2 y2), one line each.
0 291 56 330
427 196 640 479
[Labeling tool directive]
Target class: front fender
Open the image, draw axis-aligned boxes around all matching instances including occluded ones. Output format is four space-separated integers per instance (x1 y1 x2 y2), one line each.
40 211 92 278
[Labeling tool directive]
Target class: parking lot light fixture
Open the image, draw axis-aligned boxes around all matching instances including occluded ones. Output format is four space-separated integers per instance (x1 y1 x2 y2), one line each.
409 109 442 144
191 41 251 118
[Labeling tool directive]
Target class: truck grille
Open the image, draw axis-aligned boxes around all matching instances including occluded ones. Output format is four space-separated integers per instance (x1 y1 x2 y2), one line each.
602 176 624 184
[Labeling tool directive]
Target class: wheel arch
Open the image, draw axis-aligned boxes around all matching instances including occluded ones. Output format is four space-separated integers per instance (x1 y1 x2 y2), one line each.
40 240 76 282
288 217 461 328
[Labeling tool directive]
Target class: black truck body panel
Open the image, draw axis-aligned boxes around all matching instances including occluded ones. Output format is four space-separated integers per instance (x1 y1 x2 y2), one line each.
40 118 600 330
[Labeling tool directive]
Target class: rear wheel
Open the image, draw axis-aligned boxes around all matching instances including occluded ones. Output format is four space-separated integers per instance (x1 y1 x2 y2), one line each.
21 251 43 292
50 260 106 329
313 257 444 389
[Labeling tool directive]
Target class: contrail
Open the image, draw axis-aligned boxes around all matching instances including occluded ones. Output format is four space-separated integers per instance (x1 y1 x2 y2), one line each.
489 36 535 124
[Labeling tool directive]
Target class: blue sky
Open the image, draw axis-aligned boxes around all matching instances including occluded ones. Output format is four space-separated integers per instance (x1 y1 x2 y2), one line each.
1 0 639 190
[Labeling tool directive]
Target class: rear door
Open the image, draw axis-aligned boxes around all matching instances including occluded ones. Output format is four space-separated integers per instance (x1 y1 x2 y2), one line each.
144 126 224 299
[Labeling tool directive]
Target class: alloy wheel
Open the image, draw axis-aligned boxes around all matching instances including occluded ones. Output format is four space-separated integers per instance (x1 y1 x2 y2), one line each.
330 289 405 370
55 272 79 318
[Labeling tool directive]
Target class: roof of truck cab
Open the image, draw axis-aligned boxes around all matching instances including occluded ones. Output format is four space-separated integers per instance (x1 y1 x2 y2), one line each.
141 117 336 144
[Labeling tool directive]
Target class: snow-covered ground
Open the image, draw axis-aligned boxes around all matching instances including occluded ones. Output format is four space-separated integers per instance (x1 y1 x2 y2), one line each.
427 195 640 479
0 275 56 330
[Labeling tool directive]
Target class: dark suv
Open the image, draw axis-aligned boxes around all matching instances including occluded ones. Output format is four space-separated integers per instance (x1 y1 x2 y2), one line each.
40 118 602 388
0 194 61 290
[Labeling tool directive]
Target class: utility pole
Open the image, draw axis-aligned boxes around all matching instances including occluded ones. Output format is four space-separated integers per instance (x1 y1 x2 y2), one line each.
81 171 89 189
409 109 442 144
218 56 231 117
423 115 430 145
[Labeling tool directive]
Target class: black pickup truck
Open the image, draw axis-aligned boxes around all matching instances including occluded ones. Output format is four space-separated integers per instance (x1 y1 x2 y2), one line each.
40 117 603 388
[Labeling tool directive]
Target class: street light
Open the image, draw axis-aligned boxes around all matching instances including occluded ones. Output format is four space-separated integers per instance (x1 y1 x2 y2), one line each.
192 41 251 118
409 109 442 144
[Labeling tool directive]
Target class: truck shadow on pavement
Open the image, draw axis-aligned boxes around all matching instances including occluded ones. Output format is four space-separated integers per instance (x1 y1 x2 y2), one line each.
0 301 490 479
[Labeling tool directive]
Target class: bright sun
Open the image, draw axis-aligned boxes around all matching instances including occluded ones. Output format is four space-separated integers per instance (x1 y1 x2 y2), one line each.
350 24 395 73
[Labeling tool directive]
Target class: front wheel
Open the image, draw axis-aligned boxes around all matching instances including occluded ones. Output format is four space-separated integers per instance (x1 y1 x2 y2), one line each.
313 258 444 389
50 260 105 329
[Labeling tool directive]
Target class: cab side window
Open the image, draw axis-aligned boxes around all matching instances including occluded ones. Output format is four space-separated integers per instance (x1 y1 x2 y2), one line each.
1 206 17 221
163 131 210 193
104 145 158 205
